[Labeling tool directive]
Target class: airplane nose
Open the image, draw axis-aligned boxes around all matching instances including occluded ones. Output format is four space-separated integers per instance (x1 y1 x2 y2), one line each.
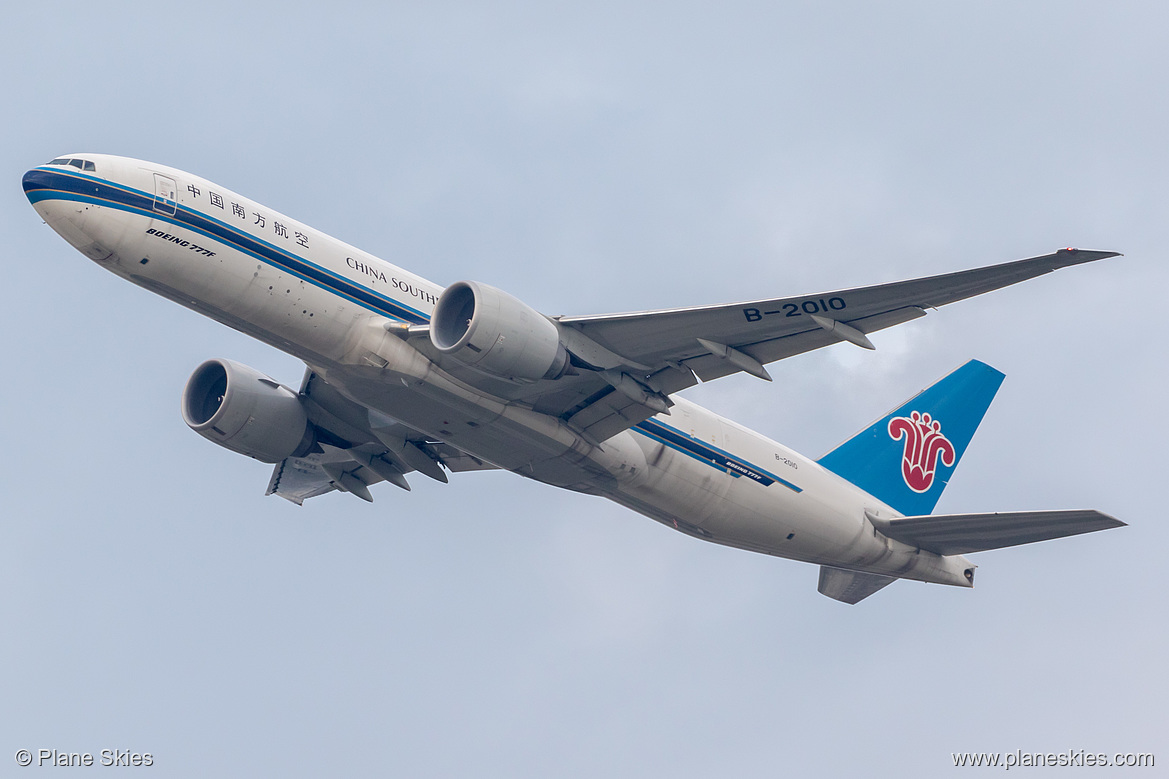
23 164 113 261
22 166 53 204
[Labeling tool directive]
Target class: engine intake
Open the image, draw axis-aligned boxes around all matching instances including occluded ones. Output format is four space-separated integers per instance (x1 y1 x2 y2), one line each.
181 359 313 463
430 280 569 382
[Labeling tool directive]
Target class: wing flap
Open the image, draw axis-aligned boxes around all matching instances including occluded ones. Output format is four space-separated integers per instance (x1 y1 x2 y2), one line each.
422 442 499 472
686 306 929 382
566 386 671 442
264 368 500 503
872 510 1126 556
266 455 340 505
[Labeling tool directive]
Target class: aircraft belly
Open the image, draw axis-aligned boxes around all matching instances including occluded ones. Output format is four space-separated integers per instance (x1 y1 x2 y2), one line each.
607 459 964 582
110 216 363 365
582 408 959 582
629 441 734 524
333 370 634 485
613 460 837 563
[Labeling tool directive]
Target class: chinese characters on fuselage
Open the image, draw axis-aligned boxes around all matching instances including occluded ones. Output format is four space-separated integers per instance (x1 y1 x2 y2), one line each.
185 183 310 249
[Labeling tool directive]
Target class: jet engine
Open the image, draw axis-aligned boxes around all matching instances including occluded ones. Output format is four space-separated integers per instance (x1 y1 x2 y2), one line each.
430 281 570 382
181 359 314 463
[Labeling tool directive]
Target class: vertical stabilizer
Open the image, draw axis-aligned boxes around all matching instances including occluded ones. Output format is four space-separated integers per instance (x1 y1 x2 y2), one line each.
817 360 1005 516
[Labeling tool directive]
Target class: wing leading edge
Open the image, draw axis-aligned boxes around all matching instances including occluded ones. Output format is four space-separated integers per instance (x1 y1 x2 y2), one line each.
559 248 1120 385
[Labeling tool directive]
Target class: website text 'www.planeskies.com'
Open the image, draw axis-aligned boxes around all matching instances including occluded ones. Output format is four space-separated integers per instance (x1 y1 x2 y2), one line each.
952 750 1154 770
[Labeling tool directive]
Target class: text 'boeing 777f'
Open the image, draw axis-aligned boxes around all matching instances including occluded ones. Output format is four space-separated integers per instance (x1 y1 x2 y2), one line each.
23 154 1125 604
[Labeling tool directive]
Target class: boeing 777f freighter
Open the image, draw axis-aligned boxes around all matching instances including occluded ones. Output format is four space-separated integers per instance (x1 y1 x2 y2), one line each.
23 154 1124 603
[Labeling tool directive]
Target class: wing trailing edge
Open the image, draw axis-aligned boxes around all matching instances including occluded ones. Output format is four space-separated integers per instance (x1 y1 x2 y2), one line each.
264 368 498 505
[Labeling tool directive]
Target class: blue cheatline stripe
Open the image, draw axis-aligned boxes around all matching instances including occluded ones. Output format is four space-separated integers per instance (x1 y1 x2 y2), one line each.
22 167 430 325
632 418 801 492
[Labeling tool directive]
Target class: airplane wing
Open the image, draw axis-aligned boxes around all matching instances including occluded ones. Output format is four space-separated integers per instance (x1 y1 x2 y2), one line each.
537 248 1119 442
266 368 499 505
560 248 1118 384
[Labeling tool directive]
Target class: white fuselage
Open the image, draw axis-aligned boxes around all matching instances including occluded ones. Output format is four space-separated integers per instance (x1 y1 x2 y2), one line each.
26 154 973 588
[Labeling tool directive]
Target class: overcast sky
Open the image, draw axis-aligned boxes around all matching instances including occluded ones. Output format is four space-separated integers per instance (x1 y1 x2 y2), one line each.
2 2 1164 776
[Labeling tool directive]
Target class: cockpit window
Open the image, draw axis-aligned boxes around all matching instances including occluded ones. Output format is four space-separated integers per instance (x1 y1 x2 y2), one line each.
45 157 95 172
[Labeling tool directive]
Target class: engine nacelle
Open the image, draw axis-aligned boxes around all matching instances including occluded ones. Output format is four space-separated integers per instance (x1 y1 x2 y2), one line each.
181 359 313 463
430 280 569 382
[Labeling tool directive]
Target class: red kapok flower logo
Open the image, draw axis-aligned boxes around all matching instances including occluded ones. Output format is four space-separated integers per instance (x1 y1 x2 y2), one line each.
888 411 956 493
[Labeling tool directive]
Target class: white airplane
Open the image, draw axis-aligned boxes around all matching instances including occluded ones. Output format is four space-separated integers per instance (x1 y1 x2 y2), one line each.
24 153 1125 603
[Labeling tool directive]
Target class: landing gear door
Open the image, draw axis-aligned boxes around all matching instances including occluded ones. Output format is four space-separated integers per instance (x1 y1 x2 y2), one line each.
153 173 178 216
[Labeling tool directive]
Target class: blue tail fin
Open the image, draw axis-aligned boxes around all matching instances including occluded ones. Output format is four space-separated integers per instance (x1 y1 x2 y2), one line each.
817 360 1005 516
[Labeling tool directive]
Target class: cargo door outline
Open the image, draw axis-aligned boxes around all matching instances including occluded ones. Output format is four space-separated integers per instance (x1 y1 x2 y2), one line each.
153 173 178 216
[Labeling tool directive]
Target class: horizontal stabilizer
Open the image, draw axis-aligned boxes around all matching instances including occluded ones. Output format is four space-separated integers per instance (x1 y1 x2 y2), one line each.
817 566 897 604
870 509 1125 556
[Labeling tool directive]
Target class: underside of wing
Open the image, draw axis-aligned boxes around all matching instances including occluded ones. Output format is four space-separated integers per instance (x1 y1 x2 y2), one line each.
870 510 1126 556
266 368 498 504
266 454 340 505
